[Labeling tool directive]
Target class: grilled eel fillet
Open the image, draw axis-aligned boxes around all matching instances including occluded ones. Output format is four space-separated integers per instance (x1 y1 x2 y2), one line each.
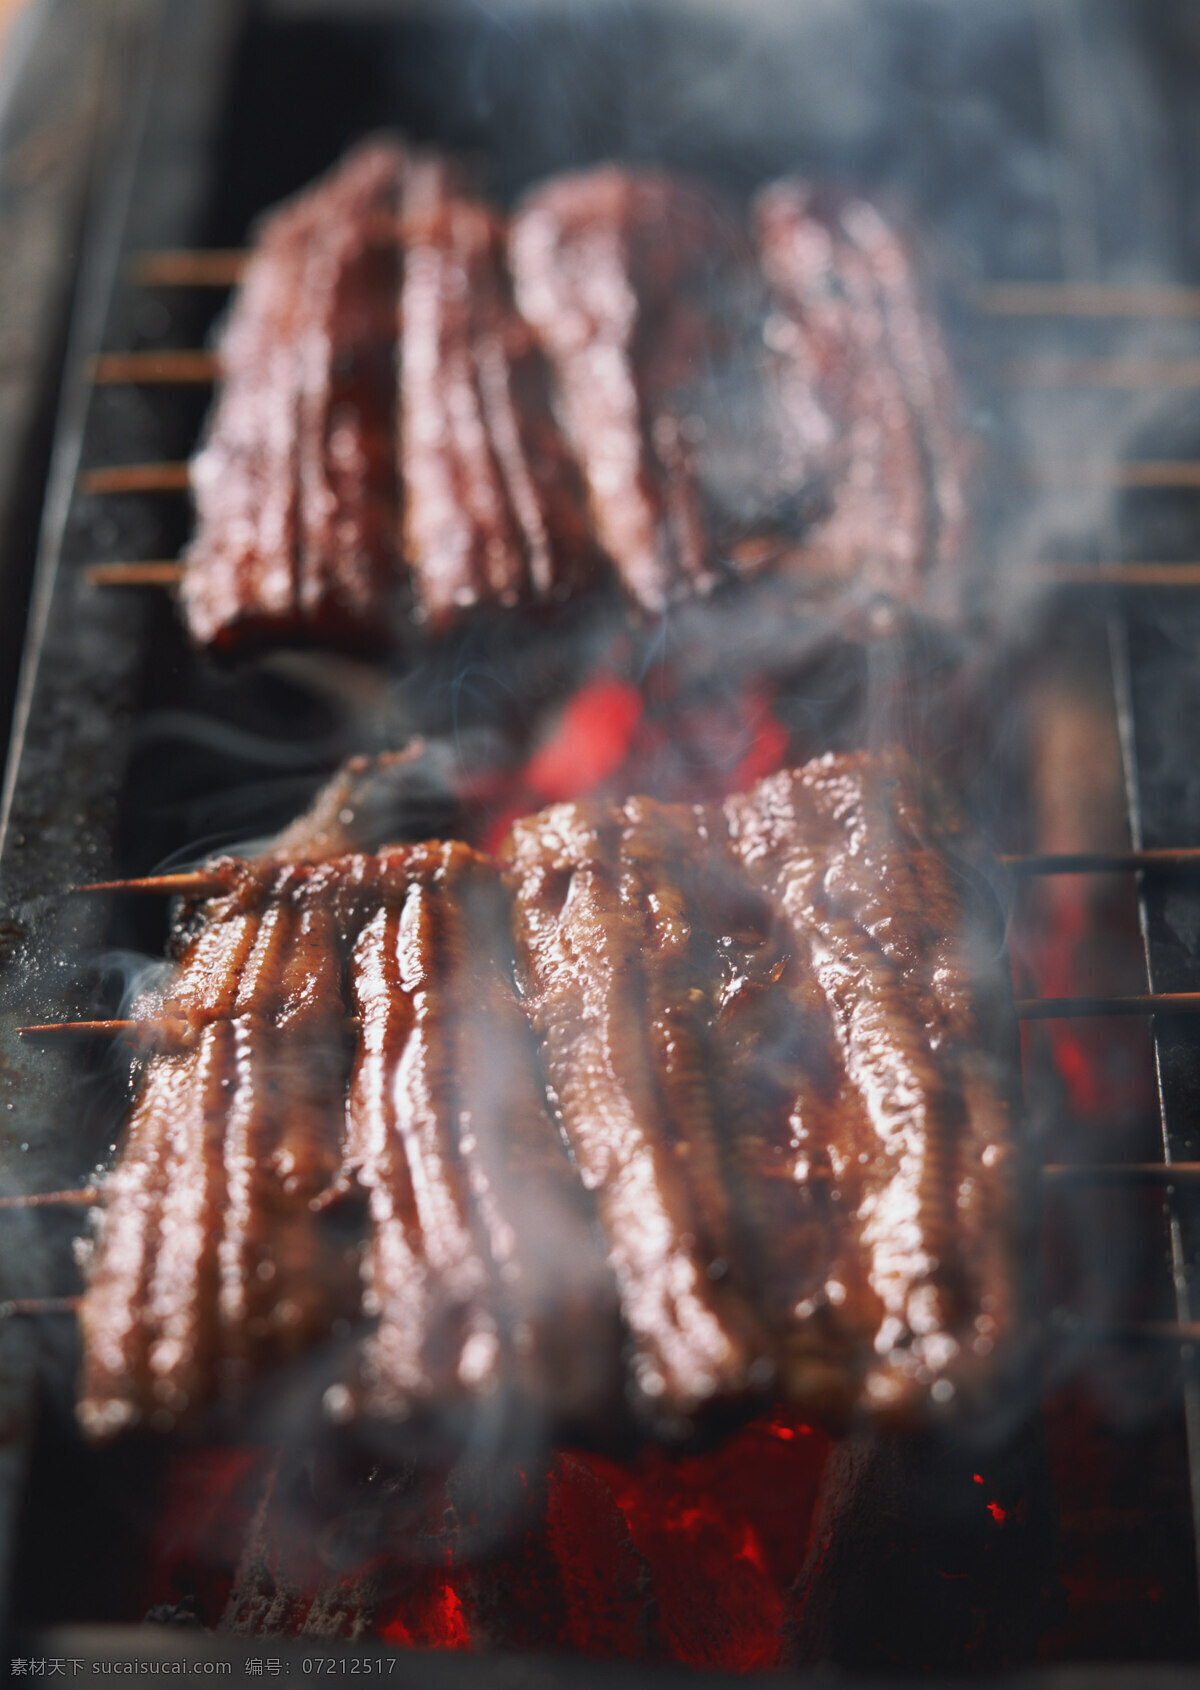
508 166 970 622
79 845 619 1439
78 751 1014 1438
79 861 361 1438
752 181 970 618
184 140 406 651
180 144 967 653
183 139 597 653
502 749 1016 1428
400 157 598 630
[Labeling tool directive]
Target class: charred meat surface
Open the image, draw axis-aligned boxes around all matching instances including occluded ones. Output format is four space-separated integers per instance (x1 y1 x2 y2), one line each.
501 794 773 1427
506 163 860 613
503 749 1016 1429
342 840 620 1428
78 861 362 1439
76 753 1013 1440
184 139 407 652
508 167 739 615
400 161 599 629
753 180 969 619
723 752 1017 1419
78 842 618 1441
178 145 971 653
183 140 598 652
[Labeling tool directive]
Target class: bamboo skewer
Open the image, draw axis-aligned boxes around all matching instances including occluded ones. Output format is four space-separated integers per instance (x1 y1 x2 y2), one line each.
90 350 218 385
1002 357 1200 388
74 553 1200 595
1028 463 1200 489
117 265 1200 318
4 1287 1198 1351
76 556 1200 599
1000 847 1200 874
25 998 1200 1034
81 853 1200 891
86 855 1200 895
20 1014 358 1040
17 1018 187 1043
70 548 1200 597
0 1189 102 1210
73 870 230 896
85 561 185 588
1042 1163 1200 1187
1038 563 1200 588
79 462 189 496
3 1277 1198 1353
3 1167 1194 1204
0 1163 1189 1204
85 350 1200 395
127 249 248 287
0 1297 82 1319
978 282 1200 319
1015 993 1200 1019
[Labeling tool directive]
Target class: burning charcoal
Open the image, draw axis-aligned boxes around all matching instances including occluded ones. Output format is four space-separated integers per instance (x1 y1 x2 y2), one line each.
545 1453 660 1660
443 1453 569 1650
223 1452 390 1639
144 1595 206 1630
786 1426 1054 1672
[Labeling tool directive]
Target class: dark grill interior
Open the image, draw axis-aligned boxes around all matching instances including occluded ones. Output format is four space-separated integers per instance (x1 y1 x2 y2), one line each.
6 0 1200 1677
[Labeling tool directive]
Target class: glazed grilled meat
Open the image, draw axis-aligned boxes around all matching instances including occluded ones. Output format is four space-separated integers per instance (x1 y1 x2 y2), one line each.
400 160 598 630
79 842 618 1440
76 752 1014 1439
342 840 620 1426
184 140 406 651
753 181 969 617
176 144 968 653
183 140 597 652
78 861 363 1439
503 750 1016 1428
500 794 774 1424
508 168 742 614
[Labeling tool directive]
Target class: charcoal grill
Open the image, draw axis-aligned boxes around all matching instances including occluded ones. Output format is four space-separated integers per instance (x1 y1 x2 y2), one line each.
4 0 1200 1678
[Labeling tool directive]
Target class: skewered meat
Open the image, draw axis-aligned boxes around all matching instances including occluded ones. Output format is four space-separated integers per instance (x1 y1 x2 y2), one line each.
78 839 619 1440
508 168 740 614
183 139 598 653
176 143 968 654
75 750 1014 1439
502 749 1016 1427
500 794 774 1424
184 140 407 651
342 840 620 1426
753 181 969 617
78 861 363 1438
509 165 969 620
400 159 599 629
